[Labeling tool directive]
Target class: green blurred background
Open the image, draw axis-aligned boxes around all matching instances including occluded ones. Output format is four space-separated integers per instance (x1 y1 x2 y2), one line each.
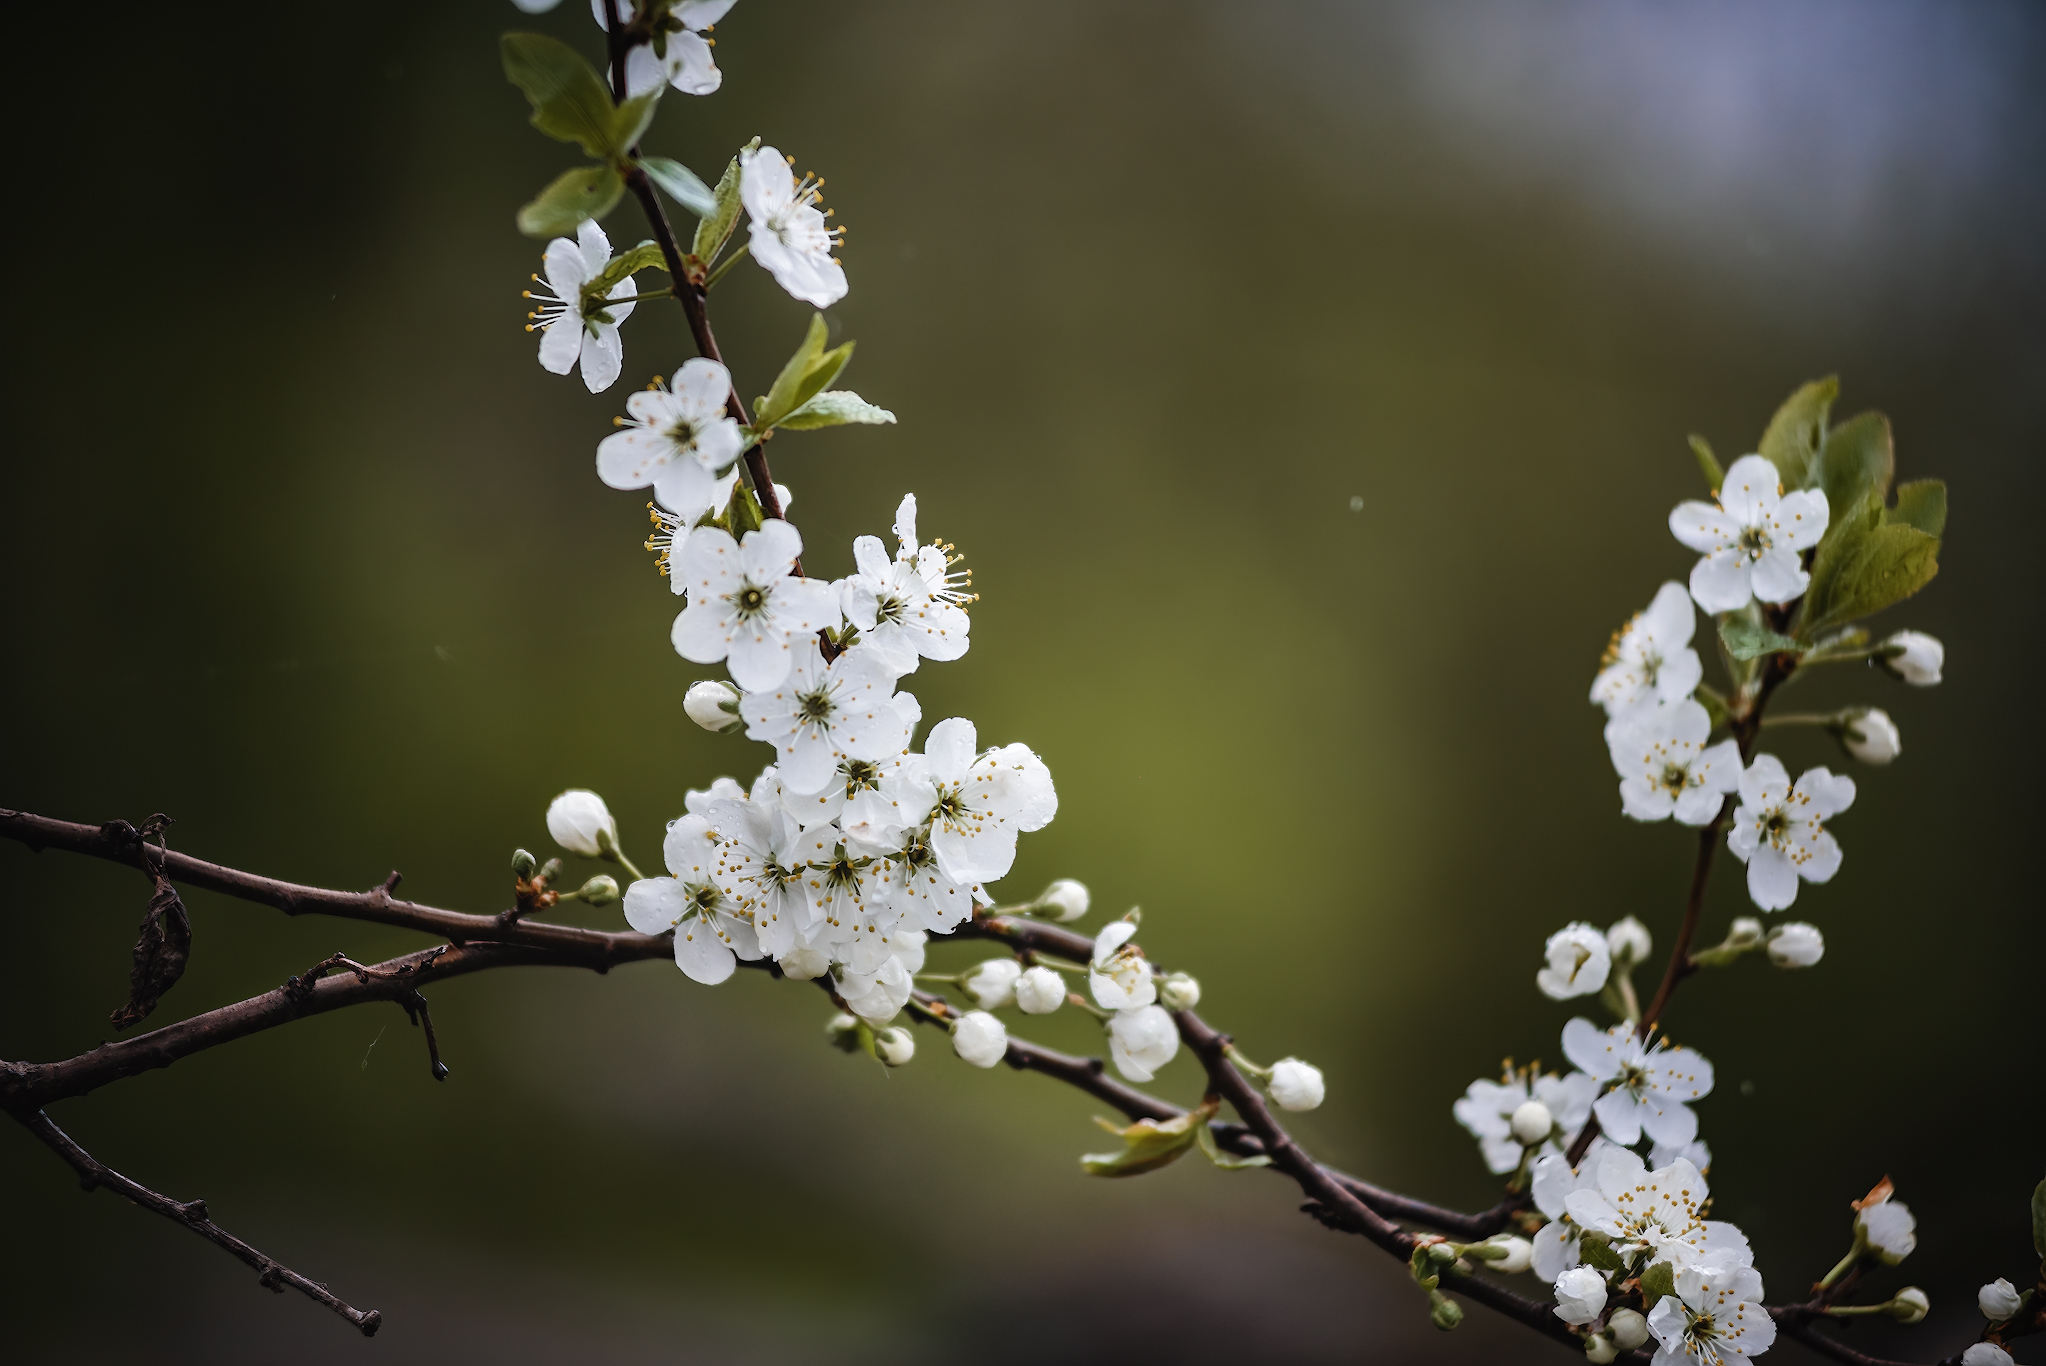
3 1 2040 1360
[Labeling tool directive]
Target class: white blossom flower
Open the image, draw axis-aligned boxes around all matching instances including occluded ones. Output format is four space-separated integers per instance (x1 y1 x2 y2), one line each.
1553 1266 1608 1326
1766 923 1823 968
1609 700 1743 826
873 1025 915 1066
1454 1069 1599 1174
1529 1143 1619 1281
1511 1100 1554 1146
528 220 637 393
1979 1278 2023 1321
1837 709 1900 766
1878 630 1943 686
840 494 974 673
1608 916 1653 969
866 823 986 934
622 814 761 983
1089 920 1156 1010
696 790 812 958
1591 582 1703 719
789 749 923 841
1856 1187 1916 1264
1035 878 1091 922
1269 1058 1325 1112
740 646 910 794
683 679 741 732
1961 1347 2014 1366
960 957 1021 1010
598 0 735 97
670 520 841 692
1565 1148 1751 1277
802 837 899 973
1015 965 1065 1014
839 953 911 1024
1537 922 1612 1000
1109 1004 1179 1083
908 717 1058 885
1562 1018 1714 1148
952 1010 1008 1068
597 359 745 520
1158 971 1201 1010
739 145 846 308
1726 756 1856 911
545 789 616 857
1669 453 1830 612
1647 1263 1775 1366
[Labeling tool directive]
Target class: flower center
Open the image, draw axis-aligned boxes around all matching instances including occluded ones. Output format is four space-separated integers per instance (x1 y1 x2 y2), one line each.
1658 761 1693 794
666 416 698 450
1760 808 1792 848
734 583 768 617
873 592 907 626
1738 524 1770 558
796 686 836 725
841 759 881 796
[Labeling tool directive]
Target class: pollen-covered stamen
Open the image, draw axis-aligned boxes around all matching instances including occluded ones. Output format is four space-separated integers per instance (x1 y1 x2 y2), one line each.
644 503 689 577
839 758 882 798
674 881 740 945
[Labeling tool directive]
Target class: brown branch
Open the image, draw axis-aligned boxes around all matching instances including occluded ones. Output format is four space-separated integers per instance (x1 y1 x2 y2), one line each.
1770 1311 1943 1366
14 1108 381 1336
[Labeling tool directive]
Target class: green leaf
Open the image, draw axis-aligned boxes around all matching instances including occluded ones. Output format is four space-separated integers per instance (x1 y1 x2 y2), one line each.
1719 615 1801 661
2030 1174 2044 1262
1579 1235 1625 1275
1639 1260 1677 1306
581 240 669 306
1814 412 1894 535
1194 1119 1272 1172
776 390 896 431
724 479 765 539
501 34 632 160
692 138 757 264
755 314 855 430
611 89 661 156
638 156 718 219
1801 521 1940 633
1081 1108 1207 1178
516 164 625 238
1689 434 1724 491
1889 479 1947 538
1757 376 1839 490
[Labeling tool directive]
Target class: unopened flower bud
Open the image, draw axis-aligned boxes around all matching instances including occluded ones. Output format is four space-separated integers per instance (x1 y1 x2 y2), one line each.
683 679 742 732
1510 1099 1554 1146
545 789 616 858
824 1012 862 1053
1962 1344 2015 1366
539 856 563 881
961 957 1021 1010
1159 971 1201 1010
1839 709 1901 765
1727 916 1765 950
574 874 620 906
511 848 538 879
1583 1332 1618 1364
1033 878 1091 921
1888 1287 1929 1323
1605 916 1652 969
1878 630 1943 686
1979 1278 2022 1321
1767 922 1824 968
1537 921 1611 1000
874 1026 916 1067
1607 1308 1649 1350
1483 1235 1533 1274
780 943 830 981
1427 1240 1459 1263
1553 1267 1607 1326
1428 1290 1464 1332
1014 965 1065 1015
951 1010 1007 1068
1269 1058 1325 1112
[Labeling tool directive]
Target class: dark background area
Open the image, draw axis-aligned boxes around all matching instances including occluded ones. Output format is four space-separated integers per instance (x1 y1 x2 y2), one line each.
2 1 2040 1361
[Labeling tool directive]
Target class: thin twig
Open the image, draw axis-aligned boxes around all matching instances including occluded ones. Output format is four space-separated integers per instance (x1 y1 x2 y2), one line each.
14 1108 381 1336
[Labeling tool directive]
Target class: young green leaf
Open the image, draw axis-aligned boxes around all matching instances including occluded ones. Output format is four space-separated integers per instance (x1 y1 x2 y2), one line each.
501 34 626 160
693 138 758 264
1888 479 1947 538
516 164 625 238
724 479 766 538
1578 1235 1625 1275
1719 616 1801 661
581 240 669 305
756 314 855 429
1688 433 1724 491
776 390 896 431
1081 1106 1211 1178
1757 376 1839 490
1814 412 1894 534
1639 1260 1677 1307
1193 1120 1271 1172
638 156 718 219
610 89 661 158
1800 521 1940 633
